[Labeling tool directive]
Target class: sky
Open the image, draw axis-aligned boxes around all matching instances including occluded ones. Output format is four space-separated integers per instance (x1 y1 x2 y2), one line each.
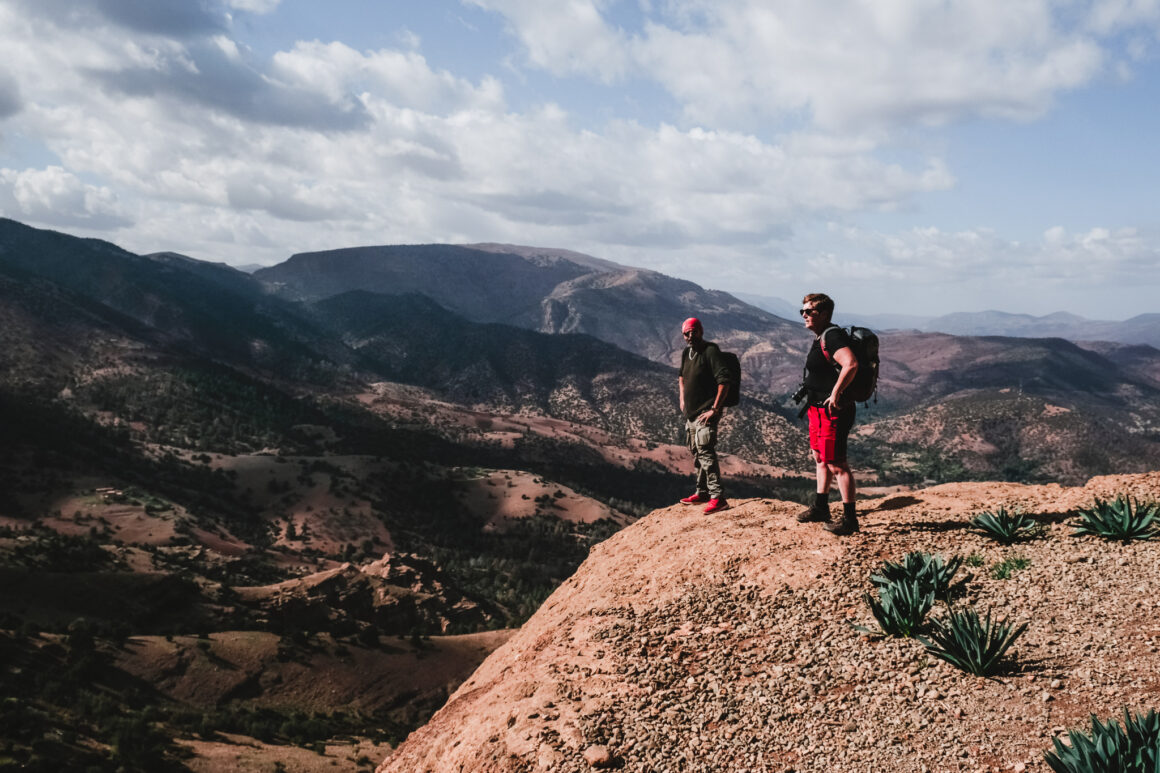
0 0 1157 319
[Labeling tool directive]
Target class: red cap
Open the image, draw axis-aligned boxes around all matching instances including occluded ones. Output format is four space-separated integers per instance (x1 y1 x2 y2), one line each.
682 317 702 333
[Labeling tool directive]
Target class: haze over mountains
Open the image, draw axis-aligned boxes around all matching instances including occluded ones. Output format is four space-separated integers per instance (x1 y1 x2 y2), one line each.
736 291 1160 349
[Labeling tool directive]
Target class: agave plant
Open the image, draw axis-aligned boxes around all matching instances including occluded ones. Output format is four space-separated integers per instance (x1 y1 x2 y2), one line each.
1072 495 1160 542
870 551 968 602
970 507 1042 544
1044 708 1160 773
856 579 933 638
919 608 1027 676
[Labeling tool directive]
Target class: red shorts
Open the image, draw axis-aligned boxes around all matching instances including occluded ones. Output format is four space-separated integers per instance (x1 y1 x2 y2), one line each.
808 404 854 464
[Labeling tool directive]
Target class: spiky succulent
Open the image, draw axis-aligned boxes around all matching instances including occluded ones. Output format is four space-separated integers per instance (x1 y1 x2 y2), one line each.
870 551 967 602
919 608 1027 677
857 578 933 638
1072 495 1159 542
970 507 1042 544
1044 708 1160 773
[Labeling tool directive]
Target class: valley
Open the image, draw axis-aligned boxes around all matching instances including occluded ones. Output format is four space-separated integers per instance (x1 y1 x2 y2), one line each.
1 217 1159 769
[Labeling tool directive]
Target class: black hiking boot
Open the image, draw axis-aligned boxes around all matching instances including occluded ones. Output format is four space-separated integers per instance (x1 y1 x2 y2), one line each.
823 515 860 535
796 506 829 523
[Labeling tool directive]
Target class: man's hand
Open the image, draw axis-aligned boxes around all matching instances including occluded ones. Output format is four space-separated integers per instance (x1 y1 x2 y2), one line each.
697 407 719 424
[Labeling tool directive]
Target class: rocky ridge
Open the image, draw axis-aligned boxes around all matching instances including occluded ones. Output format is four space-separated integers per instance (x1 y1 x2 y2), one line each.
378 473 1160 772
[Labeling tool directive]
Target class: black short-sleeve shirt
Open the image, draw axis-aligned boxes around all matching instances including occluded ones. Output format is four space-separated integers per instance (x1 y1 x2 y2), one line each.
804 326 852 402
680 342 730 420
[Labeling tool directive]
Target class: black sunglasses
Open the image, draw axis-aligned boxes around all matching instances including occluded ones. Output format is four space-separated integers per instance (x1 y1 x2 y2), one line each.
800 307 821 317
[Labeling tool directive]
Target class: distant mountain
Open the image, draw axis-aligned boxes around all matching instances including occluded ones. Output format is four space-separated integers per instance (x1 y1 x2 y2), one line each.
732 291 934 331
0 218 350 378
919 310 1160 348
312 290 802 468
851 308 1160 350
256 243 802 395
734 291 1160 350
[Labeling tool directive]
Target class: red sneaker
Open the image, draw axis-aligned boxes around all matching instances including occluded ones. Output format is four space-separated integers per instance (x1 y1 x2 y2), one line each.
680 493 709 504
703 498 728 514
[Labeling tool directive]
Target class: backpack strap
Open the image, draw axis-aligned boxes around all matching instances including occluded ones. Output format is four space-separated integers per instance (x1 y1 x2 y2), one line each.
819 325 842 363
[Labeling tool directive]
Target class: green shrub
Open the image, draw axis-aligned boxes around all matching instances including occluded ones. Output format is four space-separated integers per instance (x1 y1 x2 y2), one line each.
919 608 1027 676
970 507 1041 544
1072 496 1159 542
870 551 967 602
1044 708 1160 773
857 579 933 638
990 556 1031 580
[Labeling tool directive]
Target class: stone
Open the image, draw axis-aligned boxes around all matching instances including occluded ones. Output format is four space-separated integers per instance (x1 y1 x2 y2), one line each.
583 745 616 768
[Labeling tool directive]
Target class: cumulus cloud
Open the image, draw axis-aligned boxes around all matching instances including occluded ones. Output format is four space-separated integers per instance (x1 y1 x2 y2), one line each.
89 38 371 132
781 223 1160 316
0 166 132 230
225 0 281 13
483 0 1108 131
466 0 631 81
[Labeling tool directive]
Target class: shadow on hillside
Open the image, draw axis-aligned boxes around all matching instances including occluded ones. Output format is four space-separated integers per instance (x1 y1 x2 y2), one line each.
882 519 965 534
879 510 1073 535
872 495 922 511
1030 511 1073 525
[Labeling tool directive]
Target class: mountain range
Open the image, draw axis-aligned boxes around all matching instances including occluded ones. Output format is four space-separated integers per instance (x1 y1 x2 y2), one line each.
736 291 1160 349
2 215 1160 768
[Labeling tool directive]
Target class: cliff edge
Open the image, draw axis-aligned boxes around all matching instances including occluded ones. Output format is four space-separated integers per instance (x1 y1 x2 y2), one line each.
379 473 1160 772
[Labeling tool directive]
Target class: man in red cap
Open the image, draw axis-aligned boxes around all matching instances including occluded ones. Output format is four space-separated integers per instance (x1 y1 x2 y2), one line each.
677 317 731 513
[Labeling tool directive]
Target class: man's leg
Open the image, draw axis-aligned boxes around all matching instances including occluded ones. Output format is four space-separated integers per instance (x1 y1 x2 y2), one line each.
822 404 858 533
680 420 710 503
694 422 723 499
833 462 855 503
693 421 726 512
798 407 832 522
824 461 859 535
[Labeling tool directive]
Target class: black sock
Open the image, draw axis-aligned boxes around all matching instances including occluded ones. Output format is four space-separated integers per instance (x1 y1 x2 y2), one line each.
814 492 828 511
843 501 857 519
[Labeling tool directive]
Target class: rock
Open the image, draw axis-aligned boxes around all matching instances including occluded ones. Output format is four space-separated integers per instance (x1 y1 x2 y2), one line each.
583 745 616 768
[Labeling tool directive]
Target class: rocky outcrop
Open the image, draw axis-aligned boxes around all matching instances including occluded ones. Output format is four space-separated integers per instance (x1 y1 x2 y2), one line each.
378 473 1160 772
238 552 498 636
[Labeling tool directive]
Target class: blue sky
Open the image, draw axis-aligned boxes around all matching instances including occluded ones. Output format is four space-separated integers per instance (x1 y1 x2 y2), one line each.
0 0 1157 318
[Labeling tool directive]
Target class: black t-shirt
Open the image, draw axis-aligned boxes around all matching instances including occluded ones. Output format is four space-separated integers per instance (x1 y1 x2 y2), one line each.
804 326 852 402
680 342 730 420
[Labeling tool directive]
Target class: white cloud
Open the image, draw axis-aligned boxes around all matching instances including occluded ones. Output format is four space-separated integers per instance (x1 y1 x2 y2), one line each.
0 166 131 229
466 0 631 81
270 41 505 115
483 0 1109 131
225 0 282 13
780 223 1160 316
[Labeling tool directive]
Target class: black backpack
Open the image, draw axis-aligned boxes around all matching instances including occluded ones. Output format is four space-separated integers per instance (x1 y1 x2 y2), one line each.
719 350 741 407
822 325 879 403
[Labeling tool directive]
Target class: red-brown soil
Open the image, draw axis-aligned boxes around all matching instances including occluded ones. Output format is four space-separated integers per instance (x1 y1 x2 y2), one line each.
378 472 1160 772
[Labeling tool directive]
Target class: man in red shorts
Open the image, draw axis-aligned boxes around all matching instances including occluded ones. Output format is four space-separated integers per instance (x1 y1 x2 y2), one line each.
796 293 860 535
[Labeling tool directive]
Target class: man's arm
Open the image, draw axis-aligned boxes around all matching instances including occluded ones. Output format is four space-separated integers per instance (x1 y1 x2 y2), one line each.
697 383 729 424
678 375 685 415
824 347 858 411
697 345 730 423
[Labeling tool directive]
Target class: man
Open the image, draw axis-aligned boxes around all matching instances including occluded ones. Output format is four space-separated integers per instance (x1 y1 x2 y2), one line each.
796 293 860 535
677 317 731 514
